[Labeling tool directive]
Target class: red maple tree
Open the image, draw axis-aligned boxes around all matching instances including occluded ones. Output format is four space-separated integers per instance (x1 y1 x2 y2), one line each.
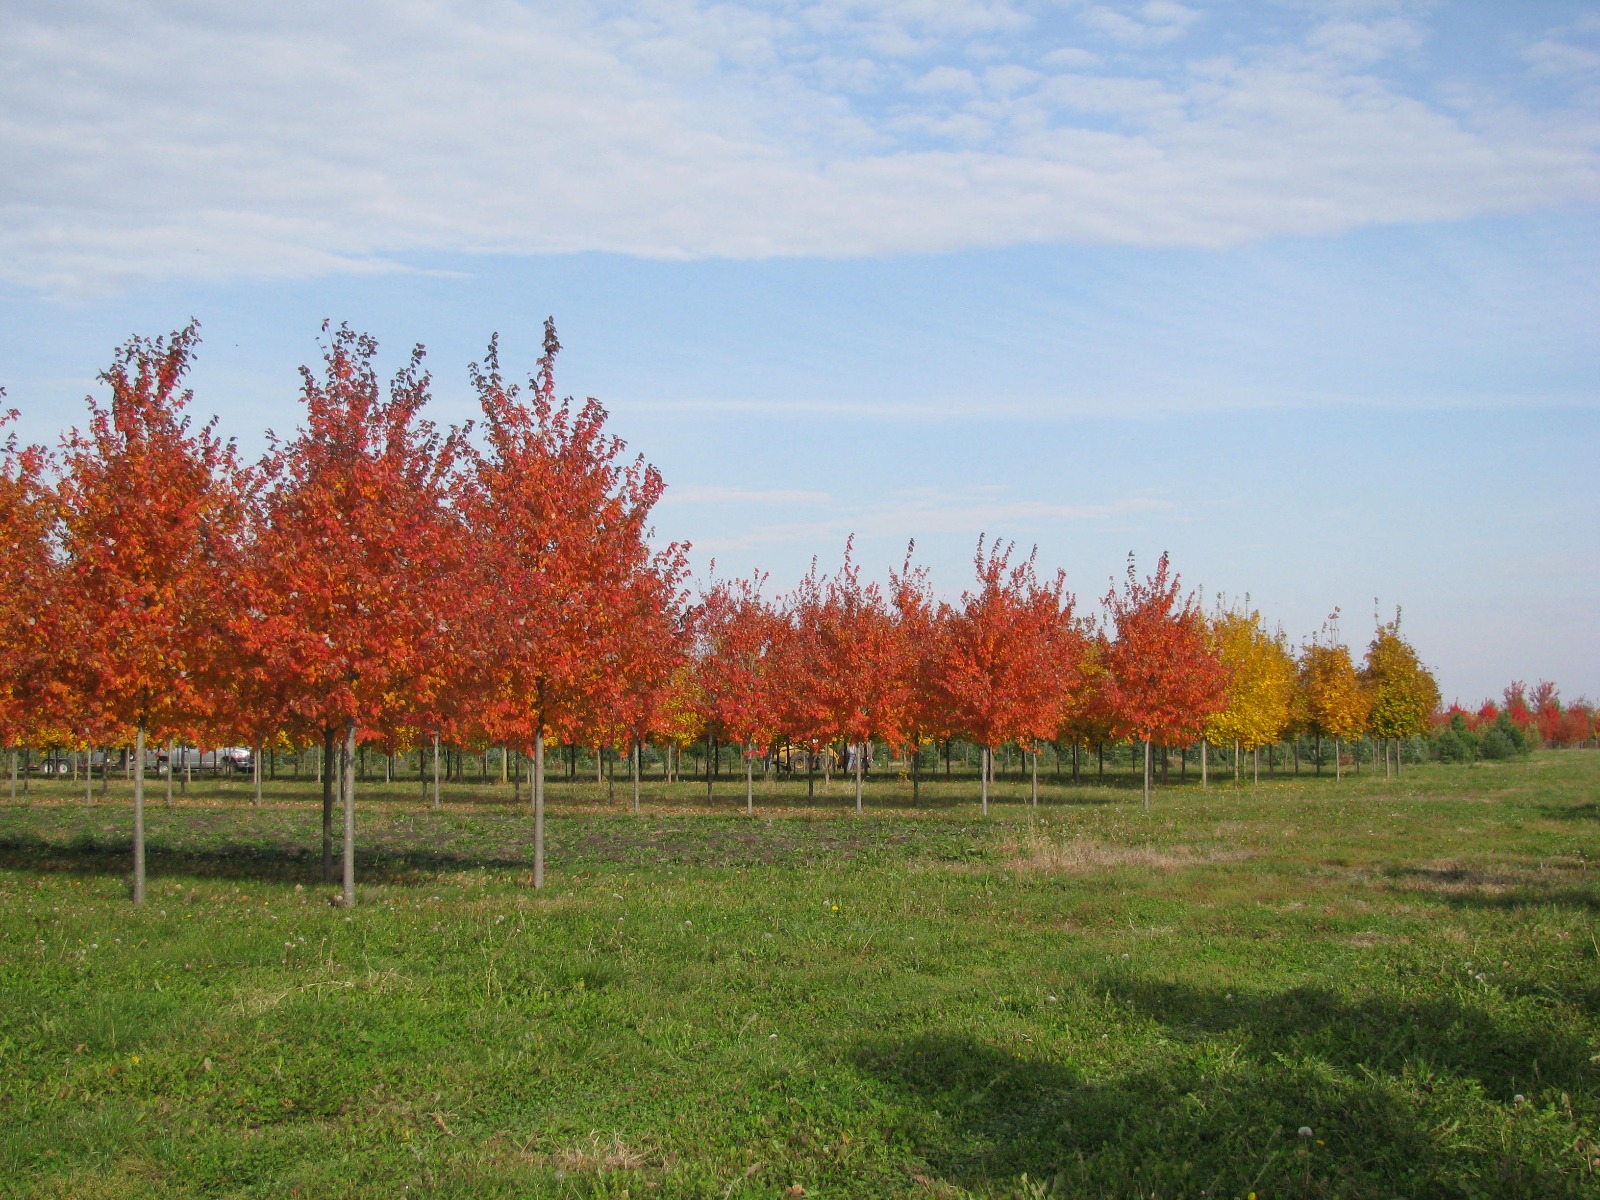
244 323 463 905
57 323 248 903
1100 552 1226 810
934 538 1084 814
463 321 671 885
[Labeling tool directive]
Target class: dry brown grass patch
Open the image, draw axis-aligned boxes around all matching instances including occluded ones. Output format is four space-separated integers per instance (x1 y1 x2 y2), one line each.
998 833 1251 875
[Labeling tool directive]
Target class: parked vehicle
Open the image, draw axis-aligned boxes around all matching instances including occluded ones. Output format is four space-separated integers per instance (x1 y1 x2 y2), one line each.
158 746 253 776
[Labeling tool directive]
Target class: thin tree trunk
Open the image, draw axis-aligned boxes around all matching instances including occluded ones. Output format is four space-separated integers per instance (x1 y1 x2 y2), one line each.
911 742 920 806
132 724 146 905
1142 738 1152 812
9 745 16 803
533 727 545 889
321 726 336 885
1072 742 1080 784
1201 739 1208 790
1254 746 1260 784
432 733 441 811
748 747 756 816
632 740 641 814
851 742 864 819
86 744 94 806
502 746 508 785
980 745 990 816
706 735 714 805
1030 742 1038 808
22 747 29 797
1234 738 1240 784
606 748 614 804
1335 736 1342 782
165 738 174 806
253 743 262 805
341 720 357 908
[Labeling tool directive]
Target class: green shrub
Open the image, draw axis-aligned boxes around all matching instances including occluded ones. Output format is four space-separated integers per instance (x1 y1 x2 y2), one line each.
1433 713 1478 763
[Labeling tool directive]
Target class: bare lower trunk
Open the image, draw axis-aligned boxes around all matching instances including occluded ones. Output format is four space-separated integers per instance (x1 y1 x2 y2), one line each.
1335 737 1342 782
1253 746 1260 784
253 743 263 805
747 749 755 816
341 720 357 907
1234 739 1240 784
1142 738 1152 812
9 745 16 803
1030 742 1038 808
132 724 146 905
854 742 863 815
1201 740 1208 790
432 733 441 810
86 745 95 806
632 741 641 814
165 738 174 807
980 746 990 816
533 727 545 889
502 746 508 786
321 726 336 885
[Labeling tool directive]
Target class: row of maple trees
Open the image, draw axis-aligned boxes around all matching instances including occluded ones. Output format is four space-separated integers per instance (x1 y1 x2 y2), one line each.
1436 682 1596 749
0 321 1524 902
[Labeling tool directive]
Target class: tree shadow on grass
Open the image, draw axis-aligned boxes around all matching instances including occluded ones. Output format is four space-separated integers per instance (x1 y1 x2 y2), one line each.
0 812 979 884
1380 863 1600 914
0 834 534 885
853 979 1596 1198
1529 801 1599 823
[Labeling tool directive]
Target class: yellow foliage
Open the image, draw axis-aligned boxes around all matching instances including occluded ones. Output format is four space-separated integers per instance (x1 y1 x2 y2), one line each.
1298 638 1371 742
1363 618 1440 740
1205 607 1295 750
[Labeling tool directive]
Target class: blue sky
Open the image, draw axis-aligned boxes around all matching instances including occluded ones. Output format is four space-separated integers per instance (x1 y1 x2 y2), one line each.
2 0 1597 705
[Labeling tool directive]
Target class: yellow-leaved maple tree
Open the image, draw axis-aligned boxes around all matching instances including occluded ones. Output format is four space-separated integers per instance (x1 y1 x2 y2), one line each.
1363 610 1440 778
1298 613 1371 782
1204 604 1296 785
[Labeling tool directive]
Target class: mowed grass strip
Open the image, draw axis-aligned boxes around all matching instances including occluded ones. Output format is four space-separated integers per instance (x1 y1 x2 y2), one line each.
0 755 1595 1198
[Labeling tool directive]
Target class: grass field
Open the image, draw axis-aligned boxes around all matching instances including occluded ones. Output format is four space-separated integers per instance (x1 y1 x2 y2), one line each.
1 754 1596 1198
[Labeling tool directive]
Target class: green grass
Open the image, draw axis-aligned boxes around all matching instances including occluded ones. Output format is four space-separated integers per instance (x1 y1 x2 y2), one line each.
0 755 1596 1198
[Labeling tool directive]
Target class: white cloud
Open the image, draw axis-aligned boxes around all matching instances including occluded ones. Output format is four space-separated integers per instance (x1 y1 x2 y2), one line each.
1 0 1597 294
1079 1 1199 47
1523 38 1600 78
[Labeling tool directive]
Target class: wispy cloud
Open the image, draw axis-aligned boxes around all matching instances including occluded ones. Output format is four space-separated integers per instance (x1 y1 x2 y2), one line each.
2 1 1596 294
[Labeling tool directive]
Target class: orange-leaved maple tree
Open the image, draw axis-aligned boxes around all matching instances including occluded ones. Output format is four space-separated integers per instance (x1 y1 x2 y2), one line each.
691 573 781 814
463 321 670 887
56 323 248 903
244 323 463 905
1100 552 1226 811
808 541 917 814
0 402 68 795
889 543 949 805
934 537 1084 814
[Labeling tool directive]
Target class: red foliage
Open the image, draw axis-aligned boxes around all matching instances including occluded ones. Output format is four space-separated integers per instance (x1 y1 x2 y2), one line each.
1100 552 1227 748
934 538 1084 751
